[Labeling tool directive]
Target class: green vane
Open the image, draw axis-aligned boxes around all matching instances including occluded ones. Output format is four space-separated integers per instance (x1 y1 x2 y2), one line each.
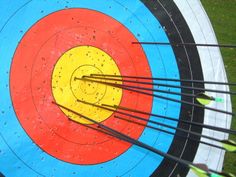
190 165 209 177
221 140 236 153
190 164 236 177
196 93 224 105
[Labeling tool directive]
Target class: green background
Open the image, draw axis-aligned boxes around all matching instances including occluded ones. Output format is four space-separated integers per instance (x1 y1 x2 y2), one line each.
201 0 236 174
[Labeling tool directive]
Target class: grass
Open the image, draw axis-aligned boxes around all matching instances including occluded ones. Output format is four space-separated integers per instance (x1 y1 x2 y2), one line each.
201 0 236 174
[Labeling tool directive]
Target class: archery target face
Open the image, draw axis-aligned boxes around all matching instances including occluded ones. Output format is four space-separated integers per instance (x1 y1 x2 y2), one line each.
0 1 205 177
10 8 153 164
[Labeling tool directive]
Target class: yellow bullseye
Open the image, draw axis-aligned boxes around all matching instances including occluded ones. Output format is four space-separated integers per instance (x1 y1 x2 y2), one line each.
52 46 122 124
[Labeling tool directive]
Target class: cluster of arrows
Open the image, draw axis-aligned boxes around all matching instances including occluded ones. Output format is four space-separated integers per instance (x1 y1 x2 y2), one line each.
53 42 236 177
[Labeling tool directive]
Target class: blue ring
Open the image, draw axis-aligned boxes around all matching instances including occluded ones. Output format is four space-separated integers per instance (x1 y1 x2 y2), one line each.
0 0 180 176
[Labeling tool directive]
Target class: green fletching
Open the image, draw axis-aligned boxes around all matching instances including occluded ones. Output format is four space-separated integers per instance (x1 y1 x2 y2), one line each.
197 97 212 105
215 97 224 103
190 165 209 177
196 93 214 105
196 93 224 105
190 165 235 177
221 140 236 152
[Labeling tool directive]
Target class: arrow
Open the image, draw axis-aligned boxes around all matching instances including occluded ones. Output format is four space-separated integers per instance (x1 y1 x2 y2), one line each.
75 77 234 115
102 104 236 135
83 76 236 95
78 76 223 105
196 92 224 105
90 74 236 86
114 115 226 151
132 41 236 49
77 99 236 152
52 101 234 177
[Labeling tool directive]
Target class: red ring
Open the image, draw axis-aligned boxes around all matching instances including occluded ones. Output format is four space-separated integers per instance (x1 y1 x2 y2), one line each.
10 9 153 164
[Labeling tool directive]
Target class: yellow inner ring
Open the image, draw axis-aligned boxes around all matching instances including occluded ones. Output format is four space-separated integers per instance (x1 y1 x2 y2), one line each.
52 46 122 124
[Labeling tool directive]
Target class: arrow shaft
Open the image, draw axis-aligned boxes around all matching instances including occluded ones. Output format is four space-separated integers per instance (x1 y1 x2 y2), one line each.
104 104 236 135
84 76 235 95
90 74 236 86
77 78 234 115
115 115 225 151
77 100 226 143
52 101 194 168
132 41 236 48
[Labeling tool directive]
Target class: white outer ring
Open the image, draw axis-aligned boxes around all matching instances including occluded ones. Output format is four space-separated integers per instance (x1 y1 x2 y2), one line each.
173 0 232 176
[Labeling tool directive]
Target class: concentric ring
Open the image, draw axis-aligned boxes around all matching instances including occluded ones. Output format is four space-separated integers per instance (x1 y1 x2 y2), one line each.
10 8 154 164
52 45 123 124
0 1 191 176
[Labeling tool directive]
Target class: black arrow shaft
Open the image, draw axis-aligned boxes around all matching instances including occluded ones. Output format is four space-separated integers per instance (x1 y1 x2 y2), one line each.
77 78 234 115
52 101 192 168
84 76 235 95
132 41 236 48
103 104 236 135
76 100 226 143
90 74 236 86
115 115 225 150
